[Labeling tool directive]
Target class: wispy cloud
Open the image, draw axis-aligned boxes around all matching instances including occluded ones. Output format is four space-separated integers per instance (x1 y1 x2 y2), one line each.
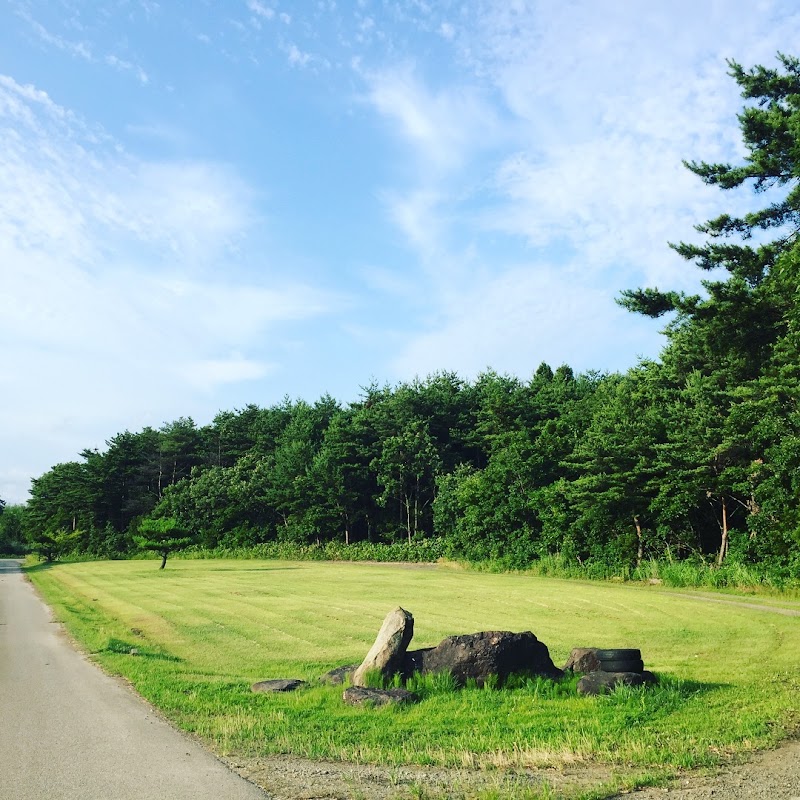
247 0 274 24
359 0 800 385
285 43 311 68
390 263 663 381
0 74 340 502
359 62 502 173
105 54 149 85
180 355 275 390
23 13 93 60
18 9 150 85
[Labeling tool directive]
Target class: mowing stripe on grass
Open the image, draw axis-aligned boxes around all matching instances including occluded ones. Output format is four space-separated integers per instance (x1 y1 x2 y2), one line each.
26 559 800 773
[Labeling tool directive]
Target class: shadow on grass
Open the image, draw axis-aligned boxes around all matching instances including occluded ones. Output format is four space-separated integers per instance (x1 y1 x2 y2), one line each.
20 560 58 575
647 674 730 695
203 566 303 572
103 637 183 662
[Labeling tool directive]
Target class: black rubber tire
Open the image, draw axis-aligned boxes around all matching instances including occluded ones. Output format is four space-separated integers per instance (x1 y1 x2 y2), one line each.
600 658 645 673
594 648 641 661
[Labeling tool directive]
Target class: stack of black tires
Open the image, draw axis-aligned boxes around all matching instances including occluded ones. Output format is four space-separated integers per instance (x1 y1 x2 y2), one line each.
594 648 644 673
565 646 658 695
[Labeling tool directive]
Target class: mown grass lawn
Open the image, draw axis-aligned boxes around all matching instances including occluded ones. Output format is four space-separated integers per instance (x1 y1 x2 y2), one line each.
26 559 800 777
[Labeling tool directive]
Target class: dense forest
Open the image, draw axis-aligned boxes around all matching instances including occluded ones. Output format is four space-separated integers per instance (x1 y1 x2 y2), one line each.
4 55 800 578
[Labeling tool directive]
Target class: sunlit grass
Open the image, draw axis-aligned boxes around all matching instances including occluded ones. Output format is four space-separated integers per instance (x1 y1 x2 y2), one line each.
26 559 800 775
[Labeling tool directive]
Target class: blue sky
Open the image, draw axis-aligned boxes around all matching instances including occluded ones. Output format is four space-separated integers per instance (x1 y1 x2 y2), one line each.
2 0 800 504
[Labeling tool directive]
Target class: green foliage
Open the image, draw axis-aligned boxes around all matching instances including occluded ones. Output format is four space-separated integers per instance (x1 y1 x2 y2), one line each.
27 527 83 562
134 516 196 568
175 537 448 564
0 503 26 555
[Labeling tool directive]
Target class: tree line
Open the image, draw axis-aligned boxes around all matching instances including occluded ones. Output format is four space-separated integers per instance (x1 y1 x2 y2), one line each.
8 55 800 577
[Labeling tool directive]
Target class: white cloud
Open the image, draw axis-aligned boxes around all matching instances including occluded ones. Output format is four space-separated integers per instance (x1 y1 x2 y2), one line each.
286 43 311 67
24 14 93 61
0 74 340 503
359 62 502 172
181 355 275 390
105 54 149 85
390 262 664 382
382 188 444 261
361 1 800 387
247 0 274 20
19 12 150 84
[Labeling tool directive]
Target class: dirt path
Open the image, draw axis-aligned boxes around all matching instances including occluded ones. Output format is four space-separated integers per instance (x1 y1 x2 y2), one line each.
0 559 267 800
609 739 800 800
667 592 800 616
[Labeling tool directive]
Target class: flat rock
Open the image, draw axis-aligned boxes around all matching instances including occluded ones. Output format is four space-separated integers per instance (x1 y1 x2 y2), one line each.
319 664 357 685
251 679 307 693
405 631 562 687
352 607 414 687
342 686 419 707
576 671 657 696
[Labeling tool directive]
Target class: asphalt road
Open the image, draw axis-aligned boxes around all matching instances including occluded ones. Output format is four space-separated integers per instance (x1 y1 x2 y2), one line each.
0 559 269 800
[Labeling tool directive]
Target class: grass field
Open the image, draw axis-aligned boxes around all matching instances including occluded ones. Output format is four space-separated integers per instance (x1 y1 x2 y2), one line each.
26 559 800 796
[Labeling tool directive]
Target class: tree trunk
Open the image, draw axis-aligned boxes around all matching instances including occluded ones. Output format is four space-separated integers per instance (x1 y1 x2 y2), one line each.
404 495 412 545
633 515 643 569
160 551 168 569
717 496 729 566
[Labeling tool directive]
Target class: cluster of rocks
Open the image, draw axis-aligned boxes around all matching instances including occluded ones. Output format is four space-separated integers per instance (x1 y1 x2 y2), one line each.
251 607 657 704
330 607 564 706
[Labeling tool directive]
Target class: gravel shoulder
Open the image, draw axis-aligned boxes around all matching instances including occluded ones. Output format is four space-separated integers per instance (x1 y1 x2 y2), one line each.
223 751 619 799
609 738 800 800
222 738 800 800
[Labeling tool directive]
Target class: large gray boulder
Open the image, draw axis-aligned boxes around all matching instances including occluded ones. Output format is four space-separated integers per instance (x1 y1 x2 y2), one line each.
351 607 414 687
404 631 562 687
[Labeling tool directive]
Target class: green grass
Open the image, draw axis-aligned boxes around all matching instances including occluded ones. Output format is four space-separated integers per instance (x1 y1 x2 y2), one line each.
25 559 800 782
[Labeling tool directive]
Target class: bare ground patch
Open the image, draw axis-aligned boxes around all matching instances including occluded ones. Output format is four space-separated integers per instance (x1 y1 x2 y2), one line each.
609 738 800 800
222 738 800 800
223 752 620 799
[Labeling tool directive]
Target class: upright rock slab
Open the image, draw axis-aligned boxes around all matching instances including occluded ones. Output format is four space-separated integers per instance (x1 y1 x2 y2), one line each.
405 630 562 687
351 607 414 687
562 648 603 674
